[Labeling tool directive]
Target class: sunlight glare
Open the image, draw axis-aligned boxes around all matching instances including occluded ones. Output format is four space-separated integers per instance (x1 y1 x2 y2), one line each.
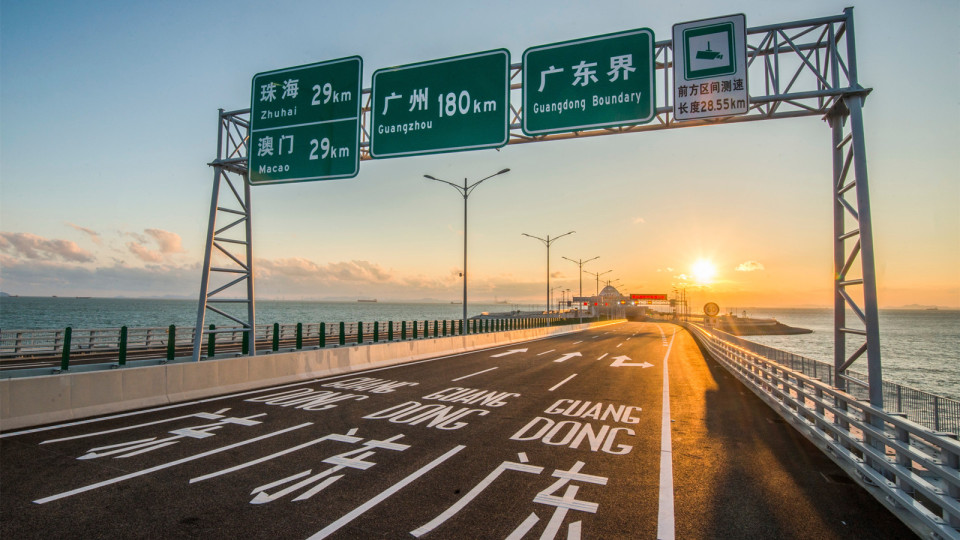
692 259 716 284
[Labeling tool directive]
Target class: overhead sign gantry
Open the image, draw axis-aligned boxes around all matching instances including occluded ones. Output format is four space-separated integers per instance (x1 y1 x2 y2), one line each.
197 9 885 416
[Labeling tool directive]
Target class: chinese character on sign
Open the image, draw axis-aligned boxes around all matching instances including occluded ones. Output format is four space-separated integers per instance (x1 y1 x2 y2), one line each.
571 60 598 87
733 78 744 91
409 88 429 112
607 54 636 82
721 80 732 92
279 134 294 155
678 85 688 98
281 79 299 99
539 65 564 92
260 82 277 102
257 136 274 157
383 91 402 114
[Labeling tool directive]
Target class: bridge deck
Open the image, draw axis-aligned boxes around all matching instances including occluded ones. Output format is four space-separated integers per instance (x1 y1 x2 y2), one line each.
0 322 911 538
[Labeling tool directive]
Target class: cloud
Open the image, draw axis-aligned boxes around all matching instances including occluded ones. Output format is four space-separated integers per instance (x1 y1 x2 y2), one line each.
0 255 199 297
127 242 164 263
257 258 394 283
67 223 102 245
0 232 95 263
736 261 765 272
632 217 646 224
145 229 185 254
125 228 185 262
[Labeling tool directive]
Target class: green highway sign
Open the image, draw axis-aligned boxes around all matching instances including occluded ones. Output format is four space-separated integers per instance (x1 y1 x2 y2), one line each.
522 29 655 135
249 56 362 185
672 14 748 121
370 49 510 158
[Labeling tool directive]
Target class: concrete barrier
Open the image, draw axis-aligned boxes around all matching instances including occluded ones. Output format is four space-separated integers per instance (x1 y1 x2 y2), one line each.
0 320 623 431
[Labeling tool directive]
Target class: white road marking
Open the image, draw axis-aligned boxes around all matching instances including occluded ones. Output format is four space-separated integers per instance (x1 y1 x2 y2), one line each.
548 374 577 392
597 353 608 361
41 409 231 444
616 343 623 348
536 349 556 356
452 367 498 381
309 445 466 539
552 352 582 363
412 456 544 537
609 356 654 368
656 327 677 540
572 341 583 345
490 349 527 358
33 423 313 504
190 428 362 483
505 512 540 539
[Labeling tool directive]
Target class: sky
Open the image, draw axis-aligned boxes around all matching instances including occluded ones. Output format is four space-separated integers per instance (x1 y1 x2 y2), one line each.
1 0 958 310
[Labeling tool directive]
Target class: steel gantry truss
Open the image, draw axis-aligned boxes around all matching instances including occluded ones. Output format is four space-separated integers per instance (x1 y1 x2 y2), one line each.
194 9 883 407
193 109 256 361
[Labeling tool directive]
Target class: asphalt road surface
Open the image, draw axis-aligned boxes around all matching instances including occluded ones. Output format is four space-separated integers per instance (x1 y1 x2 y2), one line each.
0 321 913 539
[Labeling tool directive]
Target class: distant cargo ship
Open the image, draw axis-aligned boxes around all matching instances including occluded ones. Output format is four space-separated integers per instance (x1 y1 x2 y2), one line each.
357 298 377 303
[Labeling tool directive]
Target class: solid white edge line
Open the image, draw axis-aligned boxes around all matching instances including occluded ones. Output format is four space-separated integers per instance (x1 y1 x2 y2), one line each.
307 444 465 539
656 327 677 540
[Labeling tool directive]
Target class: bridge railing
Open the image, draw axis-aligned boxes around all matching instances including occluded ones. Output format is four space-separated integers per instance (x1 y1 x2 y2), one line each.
696 325 960 434
1 315 592 373
685 322 960 538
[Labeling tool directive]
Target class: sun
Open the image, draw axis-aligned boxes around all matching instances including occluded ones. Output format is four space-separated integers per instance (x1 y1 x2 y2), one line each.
692 259 716 284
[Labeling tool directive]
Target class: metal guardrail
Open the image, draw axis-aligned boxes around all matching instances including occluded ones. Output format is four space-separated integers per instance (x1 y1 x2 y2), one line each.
699 325 960 434
685 323 960 539
0 315 591 373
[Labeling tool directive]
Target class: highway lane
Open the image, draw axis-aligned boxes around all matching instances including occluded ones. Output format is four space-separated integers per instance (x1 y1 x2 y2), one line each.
0 322 912 539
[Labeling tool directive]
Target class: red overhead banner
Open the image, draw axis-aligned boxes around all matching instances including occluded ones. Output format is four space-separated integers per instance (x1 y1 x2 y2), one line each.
630 293 667 301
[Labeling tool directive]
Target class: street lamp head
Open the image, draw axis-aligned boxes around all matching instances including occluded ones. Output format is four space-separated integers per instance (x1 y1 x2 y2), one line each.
497 168 511 175
423 174 438 180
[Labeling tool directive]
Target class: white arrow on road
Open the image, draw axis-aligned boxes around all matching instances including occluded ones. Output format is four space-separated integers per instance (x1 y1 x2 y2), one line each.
609 355 654 368
553 352 582 363
490 348 528 358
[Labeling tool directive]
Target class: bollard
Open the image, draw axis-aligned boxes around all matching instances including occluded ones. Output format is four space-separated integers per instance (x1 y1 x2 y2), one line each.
242 329 250 355
60 326 73 371
413 320 418 340
442 320 447 336
402 321 407 340
272 323 280 352
167 325 176 361
119 326 128 366
296 323 303 350
339 322 346 346
374 321 379 343
459 320 464 335
358 322 364 344
319 322 326 348
207 324 216 358
388 321 394 341
434 320 439 337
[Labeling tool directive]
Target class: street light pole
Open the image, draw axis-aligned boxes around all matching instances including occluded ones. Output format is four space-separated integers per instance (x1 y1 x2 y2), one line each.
522 231 575 313
562 256 599 302
424 168 510 332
